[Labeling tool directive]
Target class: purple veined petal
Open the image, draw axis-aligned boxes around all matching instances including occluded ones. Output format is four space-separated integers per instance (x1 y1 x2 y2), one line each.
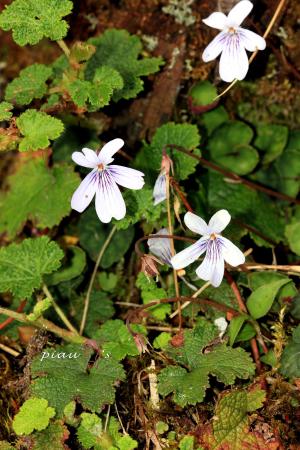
72 151 97 168
202 31 227 62
239 28 266 51
148 228 172 266
108 165 145 190
98 138 124 165
208 209 231 234
203 12 227 30
184 212 209 236
227 0 253 26
171 237 208 270
153 172 167 205
195 239 224 287
71 169 98 212
219 236 245 266
82 148 100 165
95 171 126 223
219 35 249 82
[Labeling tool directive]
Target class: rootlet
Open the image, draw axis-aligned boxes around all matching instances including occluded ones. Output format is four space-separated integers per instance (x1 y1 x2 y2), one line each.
40 350 81 362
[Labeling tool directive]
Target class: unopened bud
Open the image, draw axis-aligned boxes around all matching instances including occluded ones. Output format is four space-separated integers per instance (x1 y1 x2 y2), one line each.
140 254 162 278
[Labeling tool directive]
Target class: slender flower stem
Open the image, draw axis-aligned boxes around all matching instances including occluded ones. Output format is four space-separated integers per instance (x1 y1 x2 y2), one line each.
43 284 78 335
216 0 288 99
0 343 20 357
166 175 182 328
57 39 71 58
80 225 117 335
0 299 26 330
0 306 85 344
170 280 211 318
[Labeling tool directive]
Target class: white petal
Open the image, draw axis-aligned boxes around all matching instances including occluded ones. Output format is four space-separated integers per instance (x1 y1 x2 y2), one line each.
184 212 208 235
208 209 231 234
109 165 145 190
71 170 97 212
219 36 249 82
214 317 228 337
99 138 124 165
148 229 172 266
95 172 126 223
196 252 224 287
203 12 227 30
240 28 266 51
171 237 208 270
72 151 97 168
153 173 167 205
202 31 227 62
219 236 245 266
82 148 100 164
227 0 253 26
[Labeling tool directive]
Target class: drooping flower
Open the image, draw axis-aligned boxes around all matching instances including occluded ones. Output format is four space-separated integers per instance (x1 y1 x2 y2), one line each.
153 152 173 205
147 228 172 266
202 0 266 82
71 138 145 223
171 210 245 287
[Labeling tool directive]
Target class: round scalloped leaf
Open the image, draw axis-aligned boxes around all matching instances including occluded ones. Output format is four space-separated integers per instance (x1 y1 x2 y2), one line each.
208 121 258 175
13 397 55 436
0 0 73 46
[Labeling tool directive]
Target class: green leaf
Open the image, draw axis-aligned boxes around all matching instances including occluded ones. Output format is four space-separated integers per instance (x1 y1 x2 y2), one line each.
30 344 125 416
76 413 105 449
86 29 163 101
136 123 201 181
115 187 164 230
28 421 69 450
0 236 63 300
13 398 55 436
0 159 79 238
153 332 171 350
179 435 195 450
254 124 288 165
280 325 300 378
285 221 300 256
27 297 52 321
69 66 123 110
116 435 138 450
16 109 64 151
0 0 73 46
247 279 290 319
136 273 171 320
0 101 13 120
95 320 140 360
201 106 229 135
208 121 259 175
189 81 217 106
5 64 52 105
158 319 255 406
45 246 86 286
78 208 134 267
248 272 297 303
228 315 248 346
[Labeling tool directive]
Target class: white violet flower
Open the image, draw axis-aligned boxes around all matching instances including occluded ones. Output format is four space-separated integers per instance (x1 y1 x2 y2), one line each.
202 0 266 82
171 209 245 287
71 138 145 223
153 173 167 206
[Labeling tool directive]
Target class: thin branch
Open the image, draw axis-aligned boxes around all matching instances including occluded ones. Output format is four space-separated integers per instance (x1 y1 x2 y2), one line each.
167 144 300 205
0 342 20 357
80 225 117 335
43 285 78 335
170 281 211 318
57 39 71 58
0 306 86 344
0 299 26 330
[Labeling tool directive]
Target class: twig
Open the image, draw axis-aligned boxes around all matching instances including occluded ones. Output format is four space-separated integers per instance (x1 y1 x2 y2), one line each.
0 306 86 344
57 39 71 58
167 144 300 205
215 0 288 99
148 359 160 411
170 281 211 318
43 285 78 335
115 403 127 435
244 263 300 274
166 174 182 328
0 300 27 330
0 342 20 357
80 225 117 335
104 405 111 432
